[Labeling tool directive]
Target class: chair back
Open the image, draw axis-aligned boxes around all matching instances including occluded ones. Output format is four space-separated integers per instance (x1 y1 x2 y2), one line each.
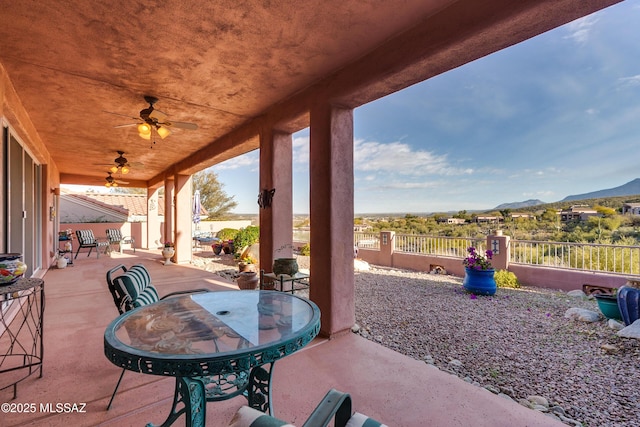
106 264 160 314
76 229 96 245
106 228 123 243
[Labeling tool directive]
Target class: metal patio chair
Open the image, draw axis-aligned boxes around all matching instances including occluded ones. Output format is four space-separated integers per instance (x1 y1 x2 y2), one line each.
106 228 135 254
228 389 388 427
104 263 210 409
75 229 108 259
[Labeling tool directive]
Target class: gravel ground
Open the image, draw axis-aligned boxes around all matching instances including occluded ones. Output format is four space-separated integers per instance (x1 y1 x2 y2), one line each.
192 253 640 427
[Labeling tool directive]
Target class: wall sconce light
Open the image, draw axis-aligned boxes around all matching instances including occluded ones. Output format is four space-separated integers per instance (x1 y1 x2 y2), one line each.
258 188 276 209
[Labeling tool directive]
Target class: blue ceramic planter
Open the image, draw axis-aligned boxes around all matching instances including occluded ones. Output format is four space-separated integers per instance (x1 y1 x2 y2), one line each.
594 294 622 321
617 286 640 326
463 267 497 296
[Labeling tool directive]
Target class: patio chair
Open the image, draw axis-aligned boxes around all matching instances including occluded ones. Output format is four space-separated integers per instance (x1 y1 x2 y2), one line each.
106 228 135 254
105 263 210 409
75 229 108 259
228 388 388 427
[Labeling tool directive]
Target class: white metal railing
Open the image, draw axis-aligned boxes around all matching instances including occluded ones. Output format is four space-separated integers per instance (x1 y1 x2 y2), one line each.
510 240 640 275
394 234 484 258
354 232 380 249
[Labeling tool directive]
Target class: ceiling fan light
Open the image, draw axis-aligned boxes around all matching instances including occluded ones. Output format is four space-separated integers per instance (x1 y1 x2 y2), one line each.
157 126 171 139
110 165 118 173
105 182 110 187
138 123 151 134
121 166 130 174
112 182 118 187
139 131 151 140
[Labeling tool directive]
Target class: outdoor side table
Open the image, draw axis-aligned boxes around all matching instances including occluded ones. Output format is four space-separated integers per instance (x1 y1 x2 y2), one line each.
104 290 320 427
260 271 310 294
0 278 45 399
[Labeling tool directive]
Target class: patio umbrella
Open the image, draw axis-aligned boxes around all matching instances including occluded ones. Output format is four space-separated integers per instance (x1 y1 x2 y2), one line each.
193 190 201 226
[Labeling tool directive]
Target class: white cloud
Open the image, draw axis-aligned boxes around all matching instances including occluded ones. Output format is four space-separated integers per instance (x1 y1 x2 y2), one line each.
617 74 640 88
216 151 258 170
292 135 309 164
564 16 598 43
354 139 472 176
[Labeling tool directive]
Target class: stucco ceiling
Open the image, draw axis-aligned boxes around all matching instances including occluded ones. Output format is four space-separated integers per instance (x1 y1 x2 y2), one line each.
0 0 620 188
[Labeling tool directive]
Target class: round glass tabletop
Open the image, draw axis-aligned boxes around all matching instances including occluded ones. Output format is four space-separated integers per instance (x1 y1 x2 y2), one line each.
104 290 320 377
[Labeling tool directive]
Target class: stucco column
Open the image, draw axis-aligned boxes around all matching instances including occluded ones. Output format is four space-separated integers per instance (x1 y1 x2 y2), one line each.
163 178 174 249
147 187 161 249
309 102 355 338
259 128 294 271
173 174 192 264
487 232 510 270
380 231 395 266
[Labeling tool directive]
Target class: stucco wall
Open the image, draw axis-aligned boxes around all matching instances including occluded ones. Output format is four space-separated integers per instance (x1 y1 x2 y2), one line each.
356 247 629 292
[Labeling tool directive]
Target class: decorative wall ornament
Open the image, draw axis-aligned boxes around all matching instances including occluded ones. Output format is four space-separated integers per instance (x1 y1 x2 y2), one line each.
258 188 276 209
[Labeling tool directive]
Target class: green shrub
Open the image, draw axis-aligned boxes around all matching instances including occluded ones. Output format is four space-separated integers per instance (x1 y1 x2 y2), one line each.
495 269 520 288
299 243 311 256
233 226 260 253
216 228 238 241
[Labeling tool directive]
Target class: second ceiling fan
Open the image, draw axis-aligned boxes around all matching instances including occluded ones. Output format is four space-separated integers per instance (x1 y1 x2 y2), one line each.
114 95 198 141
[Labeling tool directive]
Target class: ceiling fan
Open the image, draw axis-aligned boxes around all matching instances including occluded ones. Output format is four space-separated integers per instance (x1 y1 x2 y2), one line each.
94 151 143 174
112 95 198 141
104 172 128 188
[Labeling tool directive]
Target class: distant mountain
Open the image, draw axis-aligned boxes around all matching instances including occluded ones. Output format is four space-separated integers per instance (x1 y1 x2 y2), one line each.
562 178 640 202
494 199 545 210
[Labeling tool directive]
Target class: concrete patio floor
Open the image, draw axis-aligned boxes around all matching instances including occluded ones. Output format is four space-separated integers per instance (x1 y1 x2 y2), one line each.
1 249 563 426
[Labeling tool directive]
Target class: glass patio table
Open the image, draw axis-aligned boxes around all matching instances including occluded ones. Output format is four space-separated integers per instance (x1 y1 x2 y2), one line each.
104 290 320 427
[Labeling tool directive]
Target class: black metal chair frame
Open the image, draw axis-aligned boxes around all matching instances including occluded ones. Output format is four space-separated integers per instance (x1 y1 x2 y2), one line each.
74 230 102 259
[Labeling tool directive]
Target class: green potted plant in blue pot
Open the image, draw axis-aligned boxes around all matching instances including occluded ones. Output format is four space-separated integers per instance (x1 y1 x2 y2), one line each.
462 247 496 296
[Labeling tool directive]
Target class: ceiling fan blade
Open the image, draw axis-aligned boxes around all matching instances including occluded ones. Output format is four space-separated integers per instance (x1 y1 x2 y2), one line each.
113 123 139 128
163 121 198 130
103 110 140 120
149 109 167 121
115 180 130 184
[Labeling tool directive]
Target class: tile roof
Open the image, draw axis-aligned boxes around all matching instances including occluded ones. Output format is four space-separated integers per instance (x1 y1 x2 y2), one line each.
62 191 208 217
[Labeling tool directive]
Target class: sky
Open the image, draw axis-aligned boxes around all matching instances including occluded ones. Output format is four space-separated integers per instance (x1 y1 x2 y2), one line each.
210 1 640 215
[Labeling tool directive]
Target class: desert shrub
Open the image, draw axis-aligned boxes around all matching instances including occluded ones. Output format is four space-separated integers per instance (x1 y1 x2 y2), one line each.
233 226 260 253
495 269 520 288
299 243 311 256
216 228 238 241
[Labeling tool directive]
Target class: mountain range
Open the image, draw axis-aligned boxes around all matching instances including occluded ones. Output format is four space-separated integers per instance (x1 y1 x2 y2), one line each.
494 178 640 210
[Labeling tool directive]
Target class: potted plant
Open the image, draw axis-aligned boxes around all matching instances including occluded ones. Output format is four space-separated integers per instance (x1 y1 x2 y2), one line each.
593 288 622 321
462 246 496 296
162 241 175 265
237 254 257 273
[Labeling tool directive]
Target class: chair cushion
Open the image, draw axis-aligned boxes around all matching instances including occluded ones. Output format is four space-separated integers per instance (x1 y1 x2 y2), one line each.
228 406 295 427
112 264 158 305
106 228 121 242
76 229 96 244
345 413 387 427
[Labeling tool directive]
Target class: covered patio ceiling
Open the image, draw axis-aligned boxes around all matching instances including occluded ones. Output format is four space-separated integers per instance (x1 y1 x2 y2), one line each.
0 0 619 188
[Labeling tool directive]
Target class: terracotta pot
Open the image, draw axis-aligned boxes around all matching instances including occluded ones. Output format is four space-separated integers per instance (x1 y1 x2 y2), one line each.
238 262 257 273
237 271 259 290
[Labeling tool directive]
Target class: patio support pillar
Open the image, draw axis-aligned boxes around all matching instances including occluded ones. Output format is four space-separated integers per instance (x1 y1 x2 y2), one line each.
173 174 193 264
309 102 355 338
163 177 174 250
147 187 161 250
259 127 294 270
